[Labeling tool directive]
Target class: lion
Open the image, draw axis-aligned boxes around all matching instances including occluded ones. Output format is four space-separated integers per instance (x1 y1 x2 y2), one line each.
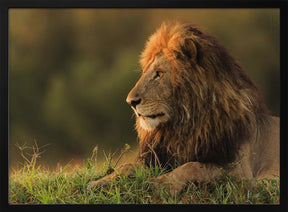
87 20 279 194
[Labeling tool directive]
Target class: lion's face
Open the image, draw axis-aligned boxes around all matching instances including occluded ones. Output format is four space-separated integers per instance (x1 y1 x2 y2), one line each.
126 54 174 131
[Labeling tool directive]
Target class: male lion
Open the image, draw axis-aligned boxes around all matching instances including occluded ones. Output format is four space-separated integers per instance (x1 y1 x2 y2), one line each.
88 20 279 194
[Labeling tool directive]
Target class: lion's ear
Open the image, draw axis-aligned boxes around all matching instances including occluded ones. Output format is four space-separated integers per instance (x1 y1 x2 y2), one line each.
181 38 198 62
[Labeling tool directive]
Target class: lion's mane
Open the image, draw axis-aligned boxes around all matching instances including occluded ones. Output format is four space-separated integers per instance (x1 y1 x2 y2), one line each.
136 20 268 169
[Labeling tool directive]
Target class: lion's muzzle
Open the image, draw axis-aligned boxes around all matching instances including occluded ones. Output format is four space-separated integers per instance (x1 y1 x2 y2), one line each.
126 96 142 110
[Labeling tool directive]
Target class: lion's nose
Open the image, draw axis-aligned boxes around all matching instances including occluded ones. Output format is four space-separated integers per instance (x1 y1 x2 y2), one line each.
126 97 142 109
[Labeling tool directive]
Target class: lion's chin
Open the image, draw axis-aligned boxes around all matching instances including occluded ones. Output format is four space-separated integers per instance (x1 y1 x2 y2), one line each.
138 116 160 132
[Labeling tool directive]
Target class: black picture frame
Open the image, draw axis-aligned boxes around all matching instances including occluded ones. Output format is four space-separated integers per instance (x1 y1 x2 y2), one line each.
1 0 287 211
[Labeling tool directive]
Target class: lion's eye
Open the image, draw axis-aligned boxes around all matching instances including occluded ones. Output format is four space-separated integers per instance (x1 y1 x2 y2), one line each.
153 71 163 80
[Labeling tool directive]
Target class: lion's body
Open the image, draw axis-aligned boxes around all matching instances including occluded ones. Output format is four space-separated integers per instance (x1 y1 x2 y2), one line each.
88 20 279 193
136 115 279 181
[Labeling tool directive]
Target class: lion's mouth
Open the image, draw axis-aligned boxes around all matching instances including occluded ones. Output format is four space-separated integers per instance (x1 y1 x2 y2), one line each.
138 112 165 119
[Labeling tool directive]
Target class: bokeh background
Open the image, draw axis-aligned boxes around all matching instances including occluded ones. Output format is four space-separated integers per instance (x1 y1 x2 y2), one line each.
9 9 280 171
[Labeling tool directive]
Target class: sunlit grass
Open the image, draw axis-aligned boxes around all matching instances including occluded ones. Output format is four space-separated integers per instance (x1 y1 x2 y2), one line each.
9 143 280 204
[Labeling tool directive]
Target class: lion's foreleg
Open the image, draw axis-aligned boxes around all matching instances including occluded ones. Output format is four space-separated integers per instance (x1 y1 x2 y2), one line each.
150 162 223 194
87 163 140 190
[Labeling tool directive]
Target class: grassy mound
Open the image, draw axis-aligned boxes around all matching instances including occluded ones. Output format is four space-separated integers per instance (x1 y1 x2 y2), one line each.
9 144 279 204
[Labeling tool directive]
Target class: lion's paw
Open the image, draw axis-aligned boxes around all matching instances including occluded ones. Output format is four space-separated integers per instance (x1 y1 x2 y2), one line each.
149 175 185 195
87 179 109 191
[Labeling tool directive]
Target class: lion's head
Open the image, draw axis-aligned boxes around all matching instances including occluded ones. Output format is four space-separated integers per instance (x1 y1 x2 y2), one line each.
126 20 268 169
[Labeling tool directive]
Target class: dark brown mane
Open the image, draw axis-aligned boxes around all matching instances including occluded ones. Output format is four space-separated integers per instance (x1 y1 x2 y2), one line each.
136 20 268 169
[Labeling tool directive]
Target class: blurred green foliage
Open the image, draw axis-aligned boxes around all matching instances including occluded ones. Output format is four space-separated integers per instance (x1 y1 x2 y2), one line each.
9 9 280 169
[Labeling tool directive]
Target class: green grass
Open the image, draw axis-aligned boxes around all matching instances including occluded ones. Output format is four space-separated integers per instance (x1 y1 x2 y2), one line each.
9 144 280 204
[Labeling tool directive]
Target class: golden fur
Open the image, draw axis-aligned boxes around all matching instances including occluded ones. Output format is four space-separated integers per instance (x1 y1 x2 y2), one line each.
88 20 279 193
